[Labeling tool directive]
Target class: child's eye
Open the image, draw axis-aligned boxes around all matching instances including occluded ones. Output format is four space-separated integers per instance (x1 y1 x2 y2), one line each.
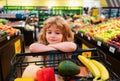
56 32 61 34
47 31 52 34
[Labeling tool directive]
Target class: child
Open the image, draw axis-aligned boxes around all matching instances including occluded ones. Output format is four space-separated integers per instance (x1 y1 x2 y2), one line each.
29 16 77 65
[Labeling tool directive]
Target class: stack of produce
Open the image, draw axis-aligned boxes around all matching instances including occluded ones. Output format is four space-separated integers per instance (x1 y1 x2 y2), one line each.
79 19 120 43
107 34 120 48
0 23 18 36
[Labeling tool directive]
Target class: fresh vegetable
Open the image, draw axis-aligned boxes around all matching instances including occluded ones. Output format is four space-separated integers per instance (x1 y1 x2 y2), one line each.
14 77 34 81
58 60 80 76
36 67 55 81
22 65 41 80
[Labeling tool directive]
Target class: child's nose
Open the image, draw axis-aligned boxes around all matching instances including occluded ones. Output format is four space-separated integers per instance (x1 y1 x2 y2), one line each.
50 33 56 37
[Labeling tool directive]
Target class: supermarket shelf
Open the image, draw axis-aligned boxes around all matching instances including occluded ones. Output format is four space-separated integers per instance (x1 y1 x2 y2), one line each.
75 32 120 77
75 32 120 60
0 35 24 81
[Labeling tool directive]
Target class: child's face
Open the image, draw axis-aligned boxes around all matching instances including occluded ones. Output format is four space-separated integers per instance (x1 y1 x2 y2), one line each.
46 24 63 44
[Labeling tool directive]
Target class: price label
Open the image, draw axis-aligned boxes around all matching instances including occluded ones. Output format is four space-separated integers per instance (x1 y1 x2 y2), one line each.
7 36 10 40
81 33 83 37
14 39 21 54
75 31 78 34
109 46 115 53
87 36 91 40
97 41 102 46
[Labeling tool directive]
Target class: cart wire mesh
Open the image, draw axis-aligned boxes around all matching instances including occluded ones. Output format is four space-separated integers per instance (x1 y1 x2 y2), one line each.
8 48 120 81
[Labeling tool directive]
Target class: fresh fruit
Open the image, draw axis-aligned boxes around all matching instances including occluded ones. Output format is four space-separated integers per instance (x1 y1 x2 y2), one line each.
78 55 100 80
107 33 120 48
36 67 55 81
58 60 80 76
0 24 17 35
91 60 109 81
79 19 120 44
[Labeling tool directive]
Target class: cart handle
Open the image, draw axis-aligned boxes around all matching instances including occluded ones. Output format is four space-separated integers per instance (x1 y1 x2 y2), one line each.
11 48 97 65
15 47 97 56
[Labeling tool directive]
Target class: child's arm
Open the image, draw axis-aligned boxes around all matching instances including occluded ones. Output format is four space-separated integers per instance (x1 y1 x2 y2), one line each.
29 43 56 52
47 42 77 52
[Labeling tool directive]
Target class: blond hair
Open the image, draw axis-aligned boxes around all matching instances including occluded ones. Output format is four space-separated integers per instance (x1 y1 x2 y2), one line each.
38 16 74 45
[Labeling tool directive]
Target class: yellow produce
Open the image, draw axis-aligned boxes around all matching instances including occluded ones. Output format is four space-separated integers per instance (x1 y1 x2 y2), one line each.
14 77 34 81
78 55 100 80
91 60 109 81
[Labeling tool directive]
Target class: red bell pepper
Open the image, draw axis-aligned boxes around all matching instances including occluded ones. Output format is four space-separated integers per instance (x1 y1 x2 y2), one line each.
36 67 55 81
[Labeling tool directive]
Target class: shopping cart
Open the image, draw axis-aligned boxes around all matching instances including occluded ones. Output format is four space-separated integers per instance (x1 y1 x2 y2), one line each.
8 47 120 81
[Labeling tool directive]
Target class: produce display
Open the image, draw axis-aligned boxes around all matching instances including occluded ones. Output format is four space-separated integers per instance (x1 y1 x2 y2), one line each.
0 23 20 43
79 18 120 49
71 15 106 32
0 23 19 36
107 34 120 48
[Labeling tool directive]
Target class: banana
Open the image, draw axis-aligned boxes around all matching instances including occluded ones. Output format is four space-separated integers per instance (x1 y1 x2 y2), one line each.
78 55 100 80
91 60 109 81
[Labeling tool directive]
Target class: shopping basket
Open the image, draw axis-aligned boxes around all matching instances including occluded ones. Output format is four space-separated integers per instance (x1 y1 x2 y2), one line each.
8 47 120 81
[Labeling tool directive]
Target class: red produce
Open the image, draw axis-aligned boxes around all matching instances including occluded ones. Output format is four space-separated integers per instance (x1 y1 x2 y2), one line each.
36 68 55 81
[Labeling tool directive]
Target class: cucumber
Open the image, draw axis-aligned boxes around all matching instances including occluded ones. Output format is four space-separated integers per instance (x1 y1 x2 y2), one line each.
58 60 80 76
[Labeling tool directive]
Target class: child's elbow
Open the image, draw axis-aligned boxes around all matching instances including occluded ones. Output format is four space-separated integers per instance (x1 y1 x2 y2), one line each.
29 43 37 52
69 43 77 51
29 45 34 52
71 46 77 51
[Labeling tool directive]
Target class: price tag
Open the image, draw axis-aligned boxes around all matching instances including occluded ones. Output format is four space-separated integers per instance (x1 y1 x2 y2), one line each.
109 46 115 53
87 36 91 40
7 36 10 40
14 39 21 54
97 41 102 46
81 33 83 37
75 31 78 34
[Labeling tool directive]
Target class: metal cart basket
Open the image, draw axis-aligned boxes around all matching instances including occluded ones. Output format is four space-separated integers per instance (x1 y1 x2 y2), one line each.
8 48 120 81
